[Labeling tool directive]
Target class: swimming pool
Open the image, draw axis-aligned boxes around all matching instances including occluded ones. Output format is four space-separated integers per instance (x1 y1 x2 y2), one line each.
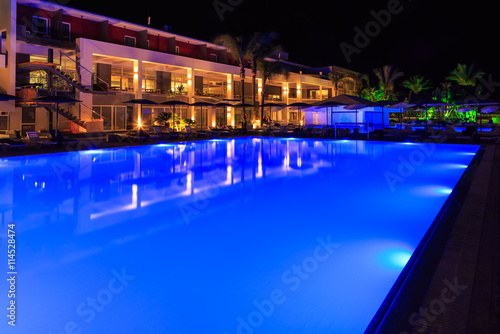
0 138 479 333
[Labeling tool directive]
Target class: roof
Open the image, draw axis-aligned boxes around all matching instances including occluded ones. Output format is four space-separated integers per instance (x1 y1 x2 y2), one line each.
19 0 226 49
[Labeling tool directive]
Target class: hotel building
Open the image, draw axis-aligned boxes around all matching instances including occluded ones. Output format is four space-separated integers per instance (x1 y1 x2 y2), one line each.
0 0 357 135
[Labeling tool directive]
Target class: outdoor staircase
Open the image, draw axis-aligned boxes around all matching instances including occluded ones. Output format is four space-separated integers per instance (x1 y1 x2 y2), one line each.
17 62 112 94
42 104 87 132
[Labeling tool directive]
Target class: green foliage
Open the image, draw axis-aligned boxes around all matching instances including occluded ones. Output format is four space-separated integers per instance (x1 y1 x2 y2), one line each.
373 65 404 100
402 75 432 100
446 64 485 87
154 111 176 125
176 84 186 94
328 71 346 97
182 118 196 126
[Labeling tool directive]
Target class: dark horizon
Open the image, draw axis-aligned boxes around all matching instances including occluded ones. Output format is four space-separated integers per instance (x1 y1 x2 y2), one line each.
68 0 499 91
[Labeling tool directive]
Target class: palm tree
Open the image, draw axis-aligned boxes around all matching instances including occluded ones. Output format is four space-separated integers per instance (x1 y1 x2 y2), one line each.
402 75 432 100
246 32 280 116
328 71 345 97
258 58 289 123
446 64 485 87
214 33 274 118
434 82 452 104
373 65 404 100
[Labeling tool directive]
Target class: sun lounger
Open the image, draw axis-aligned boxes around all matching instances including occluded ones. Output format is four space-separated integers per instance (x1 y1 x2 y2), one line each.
181 126 197 139
49 130 80 146
383 128 400 139
25 131 58 149
153 126 172 140
479 136 500 143
428 129 444 140
110 132 146 143
0 138 27 152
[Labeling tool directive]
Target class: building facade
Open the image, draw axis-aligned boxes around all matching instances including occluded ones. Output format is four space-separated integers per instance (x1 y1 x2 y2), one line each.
0 0 356 134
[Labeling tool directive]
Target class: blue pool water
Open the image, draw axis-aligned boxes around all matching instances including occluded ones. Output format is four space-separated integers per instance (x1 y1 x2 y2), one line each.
0 138 479 334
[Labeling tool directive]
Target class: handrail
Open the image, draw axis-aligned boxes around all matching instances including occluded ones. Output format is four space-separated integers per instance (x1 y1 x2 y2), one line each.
56 89 102 120
59 51 109 91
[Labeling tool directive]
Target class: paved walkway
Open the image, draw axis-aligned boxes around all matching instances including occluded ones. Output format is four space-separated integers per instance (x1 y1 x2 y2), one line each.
412 144 499 334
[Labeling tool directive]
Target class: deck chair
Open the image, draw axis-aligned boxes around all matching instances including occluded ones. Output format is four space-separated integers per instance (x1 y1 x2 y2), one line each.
49 130 80 146
153 126 171 140
25 131 58 149
182 126 196 139
0 138 27 152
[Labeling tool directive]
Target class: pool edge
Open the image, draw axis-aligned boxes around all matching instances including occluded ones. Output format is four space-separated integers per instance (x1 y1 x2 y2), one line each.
364 145 485 334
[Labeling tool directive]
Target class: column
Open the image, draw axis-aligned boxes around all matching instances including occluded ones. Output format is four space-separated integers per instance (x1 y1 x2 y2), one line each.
227 74 234 126
257 78 262 126
75 39 93 121
282 82 289 123
133 60 142 125
187 68 194 121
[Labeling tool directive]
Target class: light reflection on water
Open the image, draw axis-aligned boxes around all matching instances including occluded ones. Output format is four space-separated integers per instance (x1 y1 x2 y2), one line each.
0 138 479 334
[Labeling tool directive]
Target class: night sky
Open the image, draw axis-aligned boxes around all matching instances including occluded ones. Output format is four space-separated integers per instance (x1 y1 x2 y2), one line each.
69 0 500 87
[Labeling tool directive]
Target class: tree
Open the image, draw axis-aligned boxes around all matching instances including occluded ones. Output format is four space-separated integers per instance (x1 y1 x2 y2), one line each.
373 65 404 100
402 75 432 101
446 64 485 87
258 58 289 124
246 32 280 115
214 33 275 118
350 72 369 97
328 71 345 97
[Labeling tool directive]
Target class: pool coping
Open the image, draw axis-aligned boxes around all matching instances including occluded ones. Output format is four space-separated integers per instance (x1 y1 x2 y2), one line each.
364 144 486 333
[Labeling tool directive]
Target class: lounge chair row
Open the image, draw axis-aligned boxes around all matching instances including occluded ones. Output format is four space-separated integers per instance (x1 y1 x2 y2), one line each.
1 130 81 152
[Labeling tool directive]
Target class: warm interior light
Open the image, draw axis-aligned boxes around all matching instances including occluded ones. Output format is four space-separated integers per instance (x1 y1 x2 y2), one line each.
227 112 231 117
187 73 192 79
188 79 192 85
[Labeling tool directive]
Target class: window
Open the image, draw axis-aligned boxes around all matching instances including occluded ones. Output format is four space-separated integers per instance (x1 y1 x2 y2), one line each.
62 22 71 40
209 54 217 62
32 16 49 35
124 36 136 47
0 112 8 131
22 107 36 124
